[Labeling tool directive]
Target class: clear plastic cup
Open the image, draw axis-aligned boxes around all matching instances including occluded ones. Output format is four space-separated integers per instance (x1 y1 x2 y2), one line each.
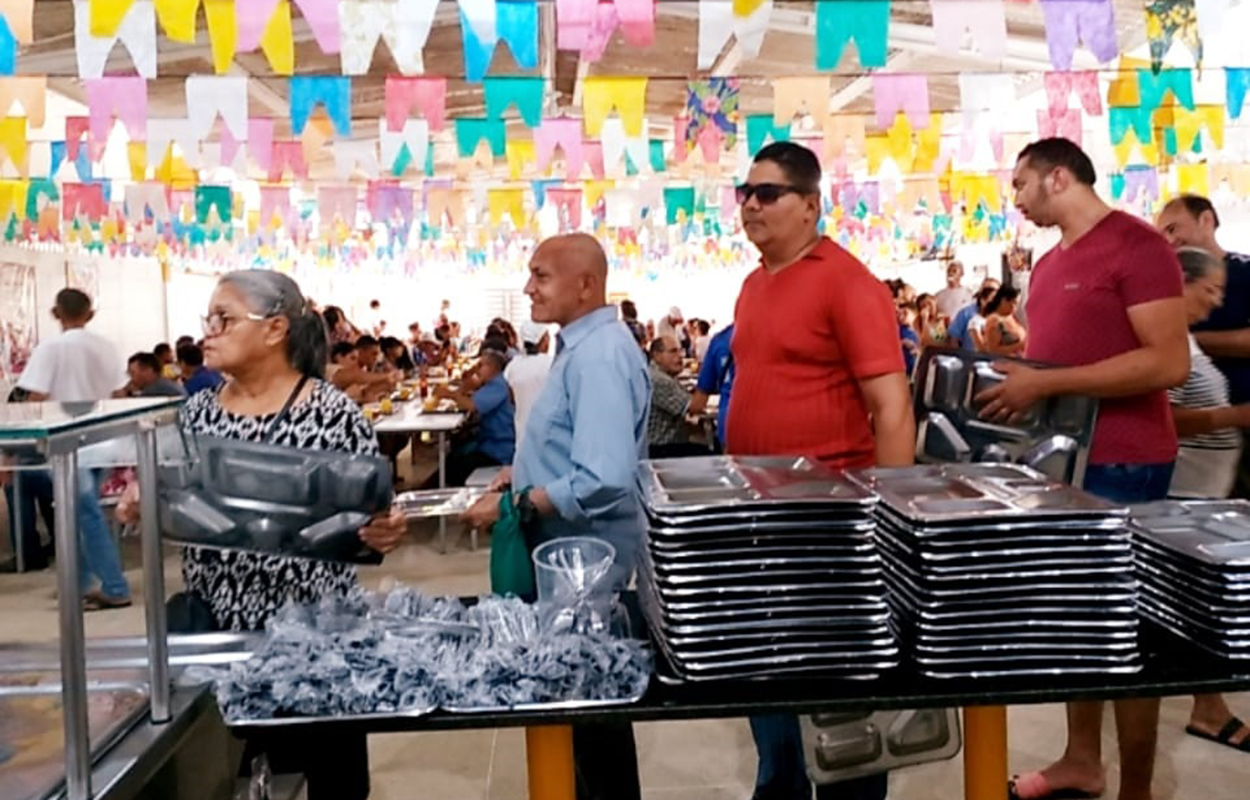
531 537 616 602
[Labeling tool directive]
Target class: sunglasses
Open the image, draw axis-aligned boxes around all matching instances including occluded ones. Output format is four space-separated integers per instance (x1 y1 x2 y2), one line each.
735 183 810 205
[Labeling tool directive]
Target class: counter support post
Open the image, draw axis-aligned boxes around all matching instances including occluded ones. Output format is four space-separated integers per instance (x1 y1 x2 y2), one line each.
52 449 91 800
963 705 1008 800
437 431 448 553
526 724 576 800
137 424 171 723
12 470 26 572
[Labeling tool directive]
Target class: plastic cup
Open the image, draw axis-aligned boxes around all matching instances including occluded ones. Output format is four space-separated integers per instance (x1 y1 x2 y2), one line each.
531 537 616 603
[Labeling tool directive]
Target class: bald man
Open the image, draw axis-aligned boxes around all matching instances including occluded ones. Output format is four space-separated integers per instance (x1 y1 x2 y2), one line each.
463 233 650 800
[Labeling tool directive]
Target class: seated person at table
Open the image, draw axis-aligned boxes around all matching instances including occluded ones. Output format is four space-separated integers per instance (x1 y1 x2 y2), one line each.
177 343 223 396
327 339 398 400
428 350 516 487
648 335 704 458
379 336 416 376
121 351 186 397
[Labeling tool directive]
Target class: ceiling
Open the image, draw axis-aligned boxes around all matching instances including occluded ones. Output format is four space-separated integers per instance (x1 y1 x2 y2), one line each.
16 0 1151 178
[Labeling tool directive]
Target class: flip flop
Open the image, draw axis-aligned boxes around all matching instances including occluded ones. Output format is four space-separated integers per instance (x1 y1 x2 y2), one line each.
1008 772 1102 800
1186 716 1250 752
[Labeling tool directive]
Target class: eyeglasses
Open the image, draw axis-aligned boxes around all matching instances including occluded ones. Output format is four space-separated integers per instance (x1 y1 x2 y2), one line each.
201 311 267 337
735 183 809 205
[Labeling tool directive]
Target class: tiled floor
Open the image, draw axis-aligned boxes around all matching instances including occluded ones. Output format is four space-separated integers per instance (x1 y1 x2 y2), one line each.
3 462 1249 798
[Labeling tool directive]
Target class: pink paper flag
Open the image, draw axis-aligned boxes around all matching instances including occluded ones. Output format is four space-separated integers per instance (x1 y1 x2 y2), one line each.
583 140 605 179
269 140 308 181
367 181 414 225
65 116 92 162
872 74 930 130
385 76 447 132
556 0 653 54
61 182 108 221
317 185 357 226
1036 108 1083 145
85 76 147 141
235 0 283 50
720 184 738 220
1043 71 1102 116
293 0 340 54
547 186 582 228
534 117 584 180
221 118 276 170
259 185 292 226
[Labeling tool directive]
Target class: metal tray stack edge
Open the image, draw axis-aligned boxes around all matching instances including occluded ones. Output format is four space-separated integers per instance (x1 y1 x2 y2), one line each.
849 464 1142 678
638 456 898 683
1131 500 1250 661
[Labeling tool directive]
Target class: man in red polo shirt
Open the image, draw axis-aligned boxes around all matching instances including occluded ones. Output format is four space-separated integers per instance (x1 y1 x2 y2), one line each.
729 141 914 800
979 138 1189 800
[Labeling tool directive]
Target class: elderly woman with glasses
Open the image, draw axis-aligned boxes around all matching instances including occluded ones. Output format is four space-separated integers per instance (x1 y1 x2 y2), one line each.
121 270 405 800
728 142 914 800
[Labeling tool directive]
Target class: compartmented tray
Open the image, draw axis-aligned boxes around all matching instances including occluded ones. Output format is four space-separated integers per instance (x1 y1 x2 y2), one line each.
801 709 963 785
1131 500 1250 660
159 435 393 564
639 456 877 516
393 488 486 518
911 350 1099 484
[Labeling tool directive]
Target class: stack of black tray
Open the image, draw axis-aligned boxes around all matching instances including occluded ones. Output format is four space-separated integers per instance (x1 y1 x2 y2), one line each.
851 464 1140 678
1132 500 1250 662
636 456 898 682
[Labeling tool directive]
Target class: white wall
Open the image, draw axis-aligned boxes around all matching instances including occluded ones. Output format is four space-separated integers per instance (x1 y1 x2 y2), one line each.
0 245 169 360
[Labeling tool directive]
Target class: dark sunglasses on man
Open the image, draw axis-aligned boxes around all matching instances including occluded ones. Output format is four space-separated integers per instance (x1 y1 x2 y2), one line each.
734 183 814 205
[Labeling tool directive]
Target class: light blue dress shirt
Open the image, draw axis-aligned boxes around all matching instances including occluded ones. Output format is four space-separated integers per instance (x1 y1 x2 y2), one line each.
513 305 652 586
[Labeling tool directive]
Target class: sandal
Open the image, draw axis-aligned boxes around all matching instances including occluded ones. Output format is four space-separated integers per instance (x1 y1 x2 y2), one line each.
1185 716 1250 752
83 594 132 612
1008 772 1102 800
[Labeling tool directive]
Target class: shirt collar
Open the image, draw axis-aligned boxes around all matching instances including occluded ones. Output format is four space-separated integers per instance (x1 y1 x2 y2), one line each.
555 305 619 356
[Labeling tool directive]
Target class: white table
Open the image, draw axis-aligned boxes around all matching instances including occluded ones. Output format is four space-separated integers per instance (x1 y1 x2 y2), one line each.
372 402 468 553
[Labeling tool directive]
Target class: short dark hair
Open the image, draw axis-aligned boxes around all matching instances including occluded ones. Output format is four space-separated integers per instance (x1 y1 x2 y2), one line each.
128 351 161 373
355 335 378 349
55 288 92 320
648 337 672 357
175 335 195 348
753 142 821 192
176 343 205 367
620 300 638 320
1166 194 1220 229
1016 138 1096 186
154 342 172 358
369 299 380 309
696 320 710 336
378 336 404 352
479 350 507 372
480 337 509 357
331 341 357 359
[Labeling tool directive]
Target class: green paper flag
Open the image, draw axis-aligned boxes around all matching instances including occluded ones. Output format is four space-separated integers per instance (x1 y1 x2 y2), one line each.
649 140 667 173
483 77 545 127
195 186 231 224
664 187 695 225
746 114 791 156
455 118 507 158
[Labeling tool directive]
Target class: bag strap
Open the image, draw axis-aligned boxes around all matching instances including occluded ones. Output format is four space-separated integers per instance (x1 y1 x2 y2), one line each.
262 374 310 444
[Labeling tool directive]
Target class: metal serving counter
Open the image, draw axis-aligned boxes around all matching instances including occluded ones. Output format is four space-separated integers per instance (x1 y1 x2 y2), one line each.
0 399 183 800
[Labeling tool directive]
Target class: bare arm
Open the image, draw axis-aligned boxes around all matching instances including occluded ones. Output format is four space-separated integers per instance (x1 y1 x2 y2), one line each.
688 389 710 416
860 372 915 467
1193 329 1250 359
25 391 49 401
1171 403 1250 438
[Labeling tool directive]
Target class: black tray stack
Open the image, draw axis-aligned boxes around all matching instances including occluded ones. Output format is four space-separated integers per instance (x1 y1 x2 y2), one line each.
852 464 1141 678
636 456 898 683
1132 500 1250 662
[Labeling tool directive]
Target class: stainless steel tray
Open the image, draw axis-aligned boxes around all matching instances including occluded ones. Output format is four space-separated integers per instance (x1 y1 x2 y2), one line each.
912 350 1099 484
227 704 438 727
1131 500 1250 568
802 709 962 786
640 456 877 515
393 487 486 518
851 464 1125 524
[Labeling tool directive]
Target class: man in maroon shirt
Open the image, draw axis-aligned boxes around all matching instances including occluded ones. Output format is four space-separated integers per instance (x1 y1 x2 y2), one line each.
979 138 1189 800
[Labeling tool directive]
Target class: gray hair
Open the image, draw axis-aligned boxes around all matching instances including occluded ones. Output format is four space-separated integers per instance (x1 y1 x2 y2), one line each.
218 270 327 379
1176 247 1223 285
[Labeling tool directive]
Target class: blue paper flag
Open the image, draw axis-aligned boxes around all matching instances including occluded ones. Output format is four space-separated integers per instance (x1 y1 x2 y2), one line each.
461 0 539 82
290 76 352 136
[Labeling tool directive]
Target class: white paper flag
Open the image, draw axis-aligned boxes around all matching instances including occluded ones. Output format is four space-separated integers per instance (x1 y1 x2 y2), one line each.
74 0 157 78
186 75 249 140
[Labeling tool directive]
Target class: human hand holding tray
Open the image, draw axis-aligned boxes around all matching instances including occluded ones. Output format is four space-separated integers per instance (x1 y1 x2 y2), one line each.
158 435 393 564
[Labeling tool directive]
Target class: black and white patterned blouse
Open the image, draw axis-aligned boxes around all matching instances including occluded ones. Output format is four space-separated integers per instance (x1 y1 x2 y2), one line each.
178 379 380 631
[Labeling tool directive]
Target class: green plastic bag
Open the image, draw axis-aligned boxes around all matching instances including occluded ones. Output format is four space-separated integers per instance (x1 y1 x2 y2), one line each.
489 489 535 598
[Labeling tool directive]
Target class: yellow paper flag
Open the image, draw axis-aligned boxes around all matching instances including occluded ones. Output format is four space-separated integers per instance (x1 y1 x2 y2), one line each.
506 140 537 179
487 188 526 229
203 0 237 75
154 0 200 43
127 141 147 180
733 0 767 16
0 179 27 221
89 0 135 37
0 117 27 175
259 0 294 76
1176 163 1209 196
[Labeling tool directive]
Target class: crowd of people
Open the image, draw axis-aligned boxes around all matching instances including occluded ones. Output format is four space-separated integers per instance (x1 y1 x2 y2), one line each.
2 136 1249 800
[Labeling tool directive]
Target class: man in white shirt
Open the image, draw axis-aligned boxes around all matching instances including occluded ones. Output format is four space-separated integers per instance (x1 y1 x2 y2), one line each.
934 261 975 321
7 289 133 607
504 322 553 449
18 289 126 402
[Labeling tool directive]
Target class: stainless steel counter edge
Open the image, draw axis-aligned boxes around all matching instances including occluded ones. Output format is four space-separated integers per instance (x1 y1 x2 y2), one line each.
72 686 215 800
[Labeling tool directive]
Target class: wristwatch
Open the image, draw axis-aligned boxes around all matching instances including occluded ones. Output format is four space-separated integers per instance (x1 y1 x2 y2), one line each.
515 489 538 527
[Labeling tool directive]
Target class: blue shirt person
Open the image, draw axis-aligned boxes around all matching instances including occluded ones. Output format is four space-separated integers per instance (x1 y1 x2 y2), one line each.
470 369 516 464
458 232 649 800
693 323 735 446
430 349 516 487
